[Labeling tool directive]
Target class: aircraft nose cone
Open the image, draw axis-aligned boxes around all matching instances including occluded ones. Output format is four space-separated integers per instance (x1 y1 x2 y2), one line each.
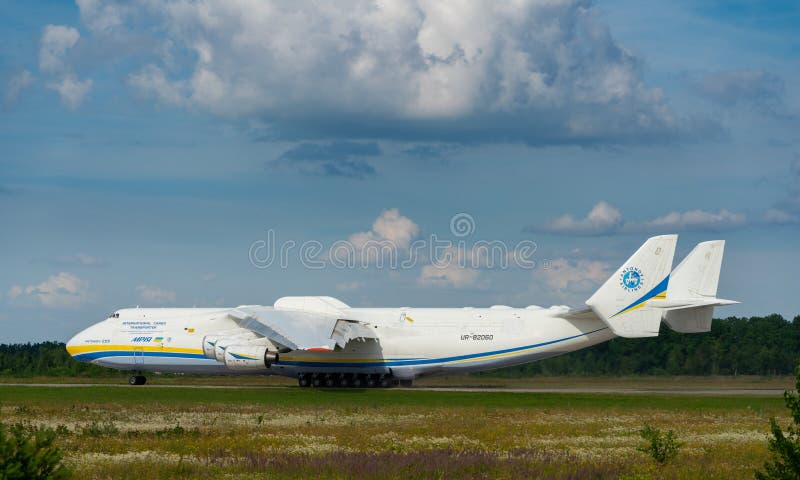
66 327 91 361
66 332 81 358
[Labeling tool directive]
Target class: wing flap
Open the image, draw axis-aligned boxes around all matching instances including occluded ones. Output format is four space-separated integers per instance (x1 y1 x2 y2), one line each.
229 302 376 351
229 306 338 351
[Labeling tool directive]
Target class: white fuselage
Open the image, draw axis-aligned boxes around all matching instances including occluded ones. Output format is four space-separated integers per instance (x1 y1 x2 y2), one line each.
67 306 615 379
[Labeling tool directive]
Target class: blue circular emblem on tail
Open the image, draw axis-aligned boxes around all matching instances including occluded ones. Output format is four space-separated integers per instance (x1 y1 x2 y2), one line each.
620 266 643 292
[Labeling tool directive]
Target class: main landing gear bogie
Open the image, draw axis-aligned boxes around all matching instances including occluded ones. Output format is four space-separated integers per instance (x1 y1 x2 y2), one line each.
297 373 407 389
128 375 147 385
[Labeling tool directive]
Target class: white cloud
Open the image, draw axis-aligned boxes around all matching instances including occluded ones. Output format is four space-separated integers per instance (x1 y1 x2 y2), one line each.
3 70 34 108
76 0 126 32
336 281 365 292
538 258 611 293
129 65 187 106
39 25 80 74
39 25 92 109
136 285 176 304
534 201 622 235
763 209 799 225
628 209 746 232
7 272 90 308
201 273 217 282
48 75 93 109
417 264 479 288
348 208 420 250
529 201 747 235
77 0 688 144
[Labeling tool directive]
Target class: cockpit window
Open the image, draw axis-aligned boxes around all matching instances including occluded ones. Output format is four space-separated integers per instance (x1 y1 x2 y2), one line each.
108 312 120 318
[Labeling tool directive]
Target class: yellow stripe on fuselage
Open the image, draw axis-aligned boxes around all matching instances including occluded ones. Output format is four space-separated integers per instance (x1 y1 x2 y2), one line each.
66 344 204 356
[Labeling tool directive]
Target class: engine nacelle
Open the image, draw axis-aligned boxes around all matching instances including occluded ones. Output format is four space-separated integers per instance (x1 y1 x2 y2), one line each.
202 329 250 359
213 332 259 362
223 345 279 371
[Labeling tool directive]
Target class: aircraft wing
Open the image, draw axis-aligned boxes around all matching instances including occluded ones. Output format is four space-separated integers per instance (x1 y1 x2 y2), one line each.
228 301 377 351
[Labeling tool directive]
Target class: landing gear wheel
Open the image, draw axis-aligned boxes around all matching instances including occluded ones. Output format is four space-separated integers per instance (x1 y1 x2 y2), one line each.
128 375 146 385
298 375 310 387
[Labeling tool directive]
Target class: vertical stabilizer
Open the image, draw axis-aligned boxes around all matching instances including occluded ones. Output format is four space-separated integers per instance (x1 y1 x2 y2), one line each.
662 240 733 333
586 235 677 338
667 240 724 299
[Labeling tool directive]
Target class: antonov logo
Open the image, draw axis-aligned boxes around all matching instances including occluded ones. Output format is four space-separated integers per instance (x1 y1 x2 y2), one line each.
620 266 643 292
132 336 153 342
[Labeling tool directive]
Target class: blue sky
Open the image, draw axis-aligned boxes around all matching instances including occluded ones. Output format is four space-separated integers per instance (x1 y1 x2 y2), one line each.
1 0 798 342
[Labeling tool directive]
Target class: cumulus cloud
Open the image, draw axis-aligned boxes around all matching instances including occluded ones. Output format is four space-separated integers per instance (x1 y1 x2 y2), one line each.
417 264 479 288
39 25 80 74
129 65 187 106
39 24 92 108
529 201 622 235
528 201 747 235
348 208 420 250
48 74 93 109
7 272 90 308
3 70 34 110
136 285 176 304
538 258 611 293
273 141 379 179
82 0 693 145
628 209 746 232
763 208 799 225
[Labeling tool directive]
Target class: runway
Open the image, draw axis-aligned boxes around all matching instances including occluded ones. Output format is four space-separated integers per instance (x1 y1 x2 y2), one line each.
0 383 786 395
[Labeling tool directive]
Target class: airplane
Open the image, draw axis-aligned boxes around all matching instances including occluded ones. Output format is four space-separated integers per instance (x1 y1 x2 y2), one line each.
66 236 738 387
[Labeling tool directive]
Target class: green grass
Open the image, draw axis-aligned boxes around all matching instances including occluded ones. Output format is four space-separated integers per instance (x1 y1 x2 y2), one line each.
0 385 789 479
0 385 786 411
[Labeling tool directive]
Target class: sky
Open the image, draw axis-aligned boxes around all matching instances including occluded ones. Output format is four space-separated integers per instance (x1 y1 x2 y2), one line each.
1 0 798 342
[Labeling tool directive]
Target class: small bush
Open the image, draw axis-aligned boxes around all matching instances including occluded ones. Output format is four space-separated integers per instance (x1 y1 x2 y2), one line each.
0 422 71 479
756 362 800 479
80 421 119 437
637 424 681 465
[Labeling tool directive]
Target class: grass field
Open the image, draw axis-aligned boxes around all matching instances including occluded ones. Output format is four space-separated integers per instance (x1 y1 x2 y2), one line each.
1 374 793 389
0 381 790 479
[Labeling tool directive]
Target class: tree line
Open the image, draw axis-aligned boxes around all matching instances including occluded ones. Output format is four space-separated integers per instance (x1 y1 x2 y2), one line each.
1 315 798 377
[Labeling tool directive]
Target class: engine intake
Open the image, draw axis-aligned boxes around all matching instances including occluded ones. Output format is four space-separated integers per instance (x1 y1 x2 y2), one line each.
223 345 279 371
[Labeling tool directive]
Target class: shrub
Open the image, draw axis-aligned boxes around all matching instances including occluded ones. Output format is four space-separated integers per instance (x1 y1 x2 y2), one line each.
0 422 71 479
637 424 681 465
756 362 800 479
80 421 119 437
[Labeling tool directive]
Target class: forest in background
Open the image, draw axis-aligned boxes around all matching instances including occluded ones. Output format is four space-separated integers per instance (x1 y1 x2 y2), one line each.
1 315 798 377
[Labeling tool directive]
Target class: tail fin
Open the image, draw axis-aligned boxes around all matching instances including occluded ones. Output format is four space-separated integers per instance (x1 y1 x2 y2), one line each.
586 235 677 338
661 240 738 333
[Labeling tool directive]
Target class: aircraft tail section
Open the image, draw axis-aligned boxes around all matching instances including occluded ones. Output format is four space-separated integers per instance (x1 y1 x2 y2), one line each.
586 235 677 338
660 240 738 333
